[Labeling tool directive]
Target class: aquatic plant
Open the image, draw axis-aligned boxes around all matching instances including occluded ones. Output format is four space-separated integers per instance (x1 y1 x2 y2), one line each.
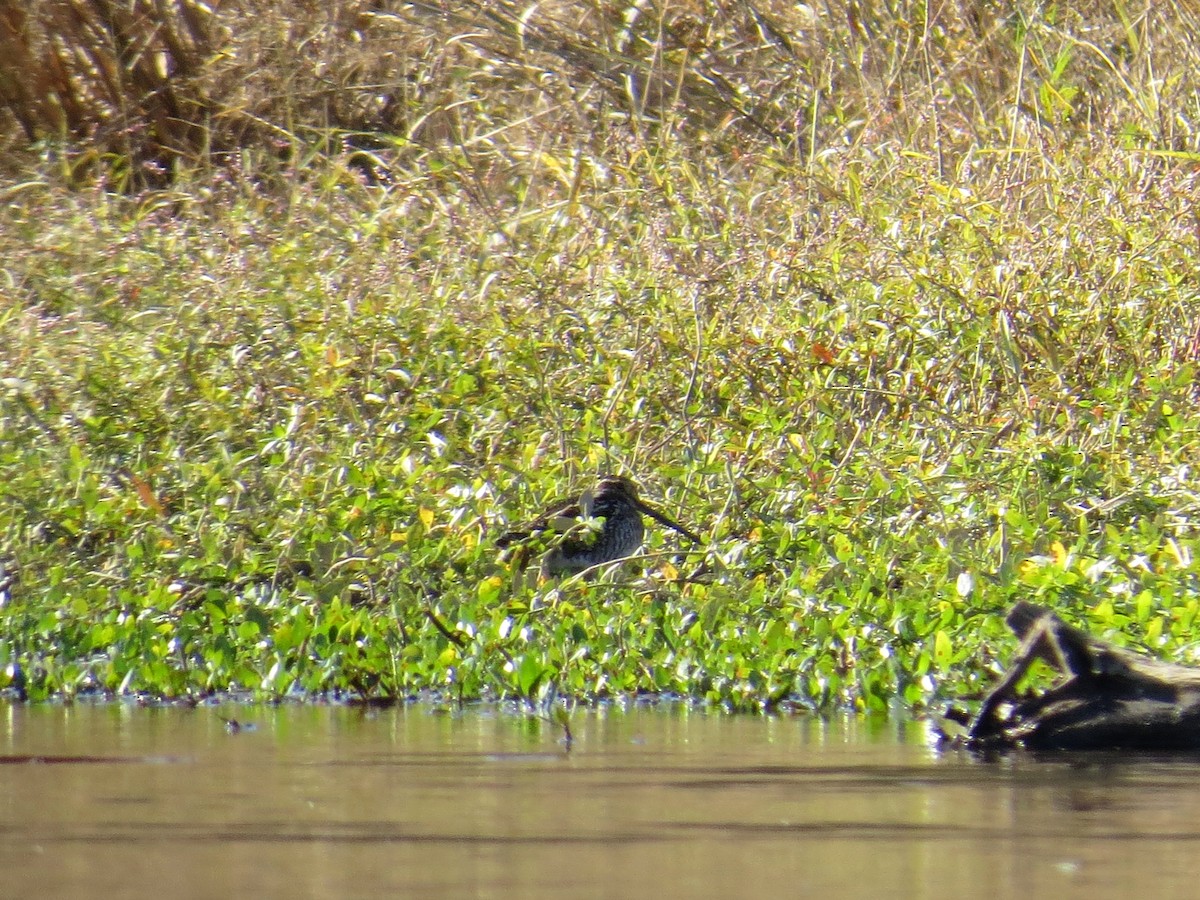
2 0 1200 709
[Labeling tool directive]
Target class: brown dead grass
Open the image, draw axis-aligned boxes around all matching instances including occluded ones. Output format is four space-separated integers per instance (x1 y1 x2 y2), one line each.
1 1 1198 188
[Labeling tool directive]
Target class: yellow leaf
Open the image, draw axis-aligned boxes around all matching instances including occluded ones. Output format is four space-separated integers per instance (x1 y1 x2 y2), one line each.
934 630 953 665
659 561 679 580
477 576 503 605
1051 540 1068 568
419 507 435 529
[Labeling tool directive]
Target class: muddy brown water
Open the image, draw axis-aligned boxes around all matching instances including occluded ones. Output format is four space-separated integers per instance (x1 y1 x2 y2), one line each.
3 704 1200 899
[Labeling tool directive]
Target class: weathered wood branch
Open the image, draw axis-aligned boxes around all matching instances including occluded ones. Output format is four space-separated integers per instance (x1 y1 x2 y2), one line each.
952 601 1200 753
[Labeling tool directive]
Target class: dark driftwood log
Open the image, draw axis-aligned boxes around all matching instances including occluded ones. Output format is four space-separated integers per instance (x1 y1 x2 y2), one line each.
962 601 1200 752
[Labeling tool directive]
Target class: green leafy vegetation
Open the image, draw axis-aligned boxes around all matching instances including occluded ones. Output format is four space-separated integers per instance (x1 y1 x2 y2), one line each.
2 0 1200 710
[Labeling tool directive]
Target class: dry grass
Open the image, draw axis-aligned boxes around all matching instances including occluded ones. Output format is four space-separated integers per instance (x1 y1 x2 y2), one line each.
2 1 1198 186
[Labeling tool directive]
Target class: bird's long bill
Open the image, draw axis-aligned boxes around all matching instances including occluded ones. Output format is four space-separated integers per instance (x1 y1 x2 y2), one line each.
637 501 703 545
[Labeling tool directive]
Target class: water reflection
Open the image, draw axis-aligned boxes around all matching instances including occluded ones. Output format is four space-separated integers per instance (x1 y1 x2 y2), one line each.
2 703 1200 898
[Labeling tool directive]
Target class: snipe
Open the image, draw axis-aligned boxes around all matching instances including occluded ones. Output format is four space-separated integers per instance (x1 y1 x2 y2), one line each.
497 475 702 575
